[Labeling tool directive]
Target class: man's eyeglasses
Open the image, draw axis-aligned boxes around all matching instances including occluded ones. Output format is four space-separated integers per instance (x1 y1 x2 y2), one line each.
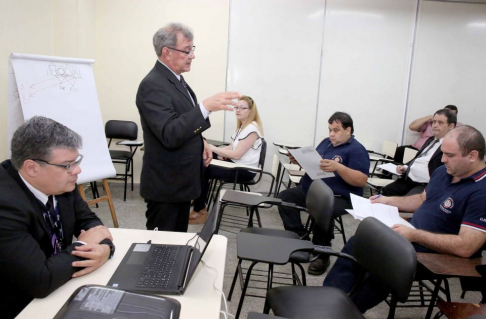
234 106 249 111
33 154 84 173
167 46 196 55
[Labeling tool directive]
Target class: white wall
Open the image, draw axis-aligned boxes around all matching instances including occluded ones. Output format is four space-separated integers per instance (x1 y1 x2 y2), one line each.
2 0 486 184
0 0 96 161
404 0 486 144
93 0 230 181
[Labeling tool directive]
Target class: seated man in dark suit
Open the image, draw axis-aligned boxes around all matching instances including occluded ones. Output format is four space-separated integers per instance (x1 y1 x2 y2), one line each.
381 108 456 196
0 116 115 319
323 125 486 314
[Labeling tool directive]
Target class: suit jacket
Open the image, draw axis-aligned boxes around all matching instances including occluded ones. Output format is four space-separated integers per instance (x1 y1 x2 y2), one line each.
0 160 106 318
407 136 444 177
136 61 210 202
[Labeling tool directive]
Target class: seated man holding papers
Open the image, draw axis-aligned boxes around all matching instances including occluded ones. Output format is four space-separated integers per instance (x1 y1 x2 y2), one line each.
278 112 369 275
381 108 456 196
323 125 486 314
0 117 114 319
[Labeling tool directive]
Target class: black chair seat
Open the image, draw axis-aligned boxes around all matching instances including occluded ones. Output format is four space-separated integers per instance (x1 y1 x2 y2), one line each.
109 150 132 160
267 286 365 319
241 227 310 262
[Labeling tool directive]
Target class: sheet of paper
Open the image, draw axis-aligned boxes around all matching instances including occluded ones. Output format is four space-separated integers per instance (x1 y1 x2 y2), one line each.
349 194 415 229
288 147 334 180
377 163 402 175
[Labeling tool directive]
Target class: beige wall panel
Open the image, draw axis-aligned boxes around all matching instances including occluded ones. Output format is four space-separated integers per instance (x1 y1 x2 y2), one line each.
94 0 230 182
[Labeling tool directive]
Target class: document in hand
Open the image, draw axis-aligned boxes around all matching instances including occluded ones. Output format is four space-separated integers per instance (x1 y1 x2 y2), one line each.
288 147 334 180
346 194 415 229
377 163 402 175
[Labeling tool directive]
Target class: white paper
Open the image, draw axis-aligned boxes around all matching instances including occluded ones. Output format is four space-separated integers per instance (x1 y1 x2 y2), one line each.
377 163 402 175
348 194 415 229
288 147 334 180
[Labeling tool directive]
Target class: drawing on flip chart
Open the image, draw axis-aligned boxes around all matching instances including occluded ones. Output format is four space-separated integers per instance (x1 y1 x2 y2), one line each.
17 62 82 101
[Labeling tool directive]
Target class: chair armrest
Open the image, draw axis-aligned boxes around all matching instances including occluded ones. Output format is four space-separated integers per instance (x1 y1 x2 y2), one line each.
116 140 144 146
280 201 307 212
248 312 288 319
222 190 282 206
210 159 262 171
260 170 276 197
313 245 357 263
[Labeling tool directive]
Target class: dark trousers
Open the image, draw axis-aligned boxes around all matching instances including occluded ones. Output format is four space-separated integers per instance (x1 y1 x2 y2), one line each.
145 200 191 232
277 186 351 246
323 236 433 313
381 177 426 197
193 159 256 212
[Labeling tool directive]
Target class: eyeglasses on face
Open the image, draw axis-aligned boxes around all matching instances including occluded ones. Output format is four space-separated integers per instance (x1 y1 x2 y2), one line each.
234 106 250 111
33 154 84 173
167 46 196 55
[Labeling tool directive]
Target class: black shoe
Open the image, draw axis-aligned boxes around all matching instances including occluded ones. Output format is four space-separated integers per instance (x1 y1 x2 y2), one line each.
308 256 330 276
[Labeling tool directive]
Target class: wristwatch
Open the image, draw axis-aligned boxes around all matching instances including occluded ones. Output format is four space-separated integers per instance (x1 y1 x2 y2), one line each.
100 239 116 259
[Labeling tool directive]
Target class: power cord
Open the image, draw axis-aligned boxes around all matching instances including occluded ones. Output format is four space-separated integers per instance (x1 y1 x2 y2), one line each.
201 259 235 319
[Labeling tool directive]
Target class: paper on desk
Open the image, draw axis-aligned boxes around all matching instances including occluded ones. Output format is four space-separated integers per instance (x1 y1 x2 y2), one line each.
288 147 334 180
377 163 402 175
347 194 415 229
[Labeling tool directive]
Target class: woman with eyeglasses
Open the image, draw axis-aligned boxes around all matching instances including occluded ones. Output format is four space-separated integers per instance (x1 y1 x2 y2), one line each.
190 95 264 224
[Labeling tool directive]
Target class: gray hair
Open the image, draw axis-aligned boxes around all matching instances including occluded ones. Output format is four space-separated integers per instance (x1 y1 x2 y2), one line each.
10 116 82 170
449 125 485 161
153 22 194 57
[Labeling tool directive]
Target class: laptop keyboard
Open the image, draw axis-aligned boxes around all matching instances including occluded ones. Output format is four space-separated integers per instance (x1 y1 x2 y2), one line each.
136 245 181 289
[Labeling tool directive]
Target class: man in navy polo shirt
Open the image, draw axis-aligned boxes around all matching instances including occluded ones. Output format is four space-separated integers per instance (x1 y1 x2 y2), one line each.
323 125 486 314
278 112 370 275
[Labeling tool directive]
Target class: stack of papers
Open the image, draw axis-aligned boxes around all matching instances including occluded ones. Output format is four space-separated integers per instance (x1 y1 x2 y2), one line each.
288 147 334 180
377 163 402 175
346 194 415 229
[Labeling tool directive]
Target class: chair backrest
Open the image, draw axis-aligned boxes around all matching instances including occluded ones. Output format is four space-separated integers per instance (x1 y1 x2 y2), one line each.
251 139 268 185
259 139 267 169
382 140 398 158
105 120 138 140
403 147 418 164
306 179 335 235
353 217 416 303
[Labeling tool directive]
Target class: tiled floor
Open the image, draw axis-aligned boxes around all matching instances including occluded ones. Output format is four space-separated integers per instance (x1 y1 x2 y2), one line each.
89 182 483 319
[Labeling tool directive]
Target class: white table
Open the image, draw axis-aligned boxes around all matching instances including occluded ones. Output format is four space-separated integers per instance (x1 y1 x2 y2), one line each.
17 228 228 319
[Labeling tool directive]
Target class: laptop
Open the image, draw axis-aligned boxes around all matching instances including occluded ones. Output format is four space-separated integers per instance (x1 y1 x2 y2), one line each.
107 204 218 295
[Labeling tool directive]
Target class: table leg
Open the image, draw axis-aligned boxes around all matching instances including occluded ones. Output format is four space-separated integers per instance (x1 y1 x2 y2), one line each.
425 277 443 319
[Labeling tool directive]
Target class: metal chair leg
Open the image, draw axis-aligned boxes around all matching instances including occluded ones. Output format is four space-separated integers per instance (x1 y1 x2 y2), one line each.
235 261 258 319
228 259 242 301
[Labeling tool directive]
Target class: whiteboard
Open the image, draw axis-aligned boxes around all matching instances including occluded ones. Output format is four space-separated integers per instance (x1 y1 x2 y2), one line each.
405 0 486 144
8 53 115 184
226 0 326 171
315 0 417 151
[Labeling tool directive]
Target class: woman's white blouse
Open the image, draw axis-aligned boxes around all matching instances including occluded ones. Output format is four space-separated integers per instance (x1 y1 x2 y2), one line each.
230 122 264 167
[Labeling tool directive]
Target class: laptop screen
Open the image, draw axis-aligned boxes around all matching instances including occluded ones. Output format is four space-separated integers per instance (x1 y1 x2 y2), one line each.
184 202 219 286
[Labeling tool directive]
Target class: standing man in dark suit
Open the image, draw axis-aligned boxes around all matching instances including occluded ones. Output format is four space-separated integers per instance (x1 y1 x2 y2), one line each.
381 108 456 196
0 116 115 319
136 23 240 232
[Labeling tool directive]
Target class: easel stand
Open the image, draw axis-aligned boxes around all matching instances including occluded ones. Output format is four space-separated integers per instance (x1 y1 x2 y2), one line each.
78 179 119 228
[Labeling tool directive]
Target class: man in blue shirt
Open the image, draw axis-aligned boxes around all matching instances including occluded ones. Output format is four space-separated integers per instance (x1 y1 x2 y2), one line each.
278 112 370 275
324 125 486 314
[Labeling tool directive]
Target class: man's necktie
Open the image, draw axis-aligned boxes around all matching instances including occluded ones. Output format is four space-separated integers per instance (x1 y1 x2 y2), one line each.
405 139 439 179
180 75 188 88
180 75 196 105
44 195 64 255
